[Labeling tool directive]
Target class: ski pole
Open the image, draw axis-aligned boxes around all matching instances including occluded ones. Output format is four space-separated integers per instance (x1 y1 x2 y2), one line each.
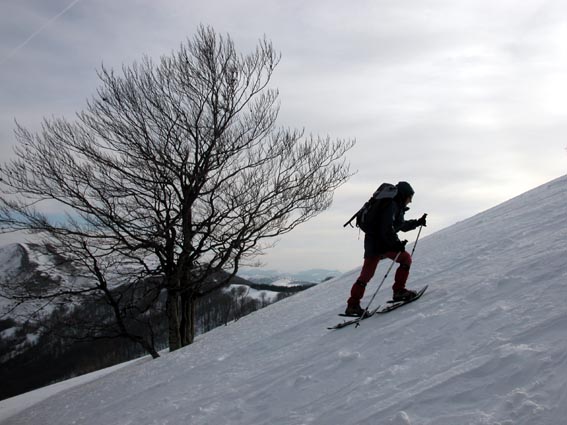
354 251 401 328
411 224 424 257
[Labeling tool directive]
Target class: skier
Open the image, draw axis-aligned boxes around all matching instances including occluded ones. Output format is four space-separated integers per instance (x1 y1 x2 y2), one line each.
345 181 427 316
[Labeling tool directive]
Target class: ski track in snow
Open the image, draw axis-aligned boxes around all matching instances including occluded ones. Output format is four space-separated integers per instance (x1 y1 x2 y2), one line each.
1 175 566 425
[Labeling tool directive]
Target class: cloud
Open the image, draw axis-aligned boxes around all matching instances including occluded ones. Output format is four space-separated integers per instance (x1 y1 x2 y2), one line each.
0 0 566 271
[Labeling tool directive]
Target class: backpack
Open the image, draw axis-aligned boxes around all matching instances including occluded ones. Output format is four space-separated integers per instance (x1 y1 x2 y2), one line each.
344 183 398 233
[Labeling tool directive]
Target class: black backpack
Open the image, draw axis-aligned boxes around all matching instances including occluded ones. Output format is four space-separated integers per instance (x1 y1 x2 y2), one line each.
344 183 398 233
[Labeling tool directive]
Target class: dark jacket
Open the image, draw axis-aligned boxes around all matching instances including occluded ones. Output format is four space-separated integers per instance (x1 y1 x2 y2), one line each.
363 198 419 258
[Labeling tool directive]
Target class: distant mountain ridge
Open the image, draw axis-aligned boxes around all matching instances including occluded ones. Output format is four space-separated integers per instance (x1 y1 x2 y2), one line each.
237 267 342 285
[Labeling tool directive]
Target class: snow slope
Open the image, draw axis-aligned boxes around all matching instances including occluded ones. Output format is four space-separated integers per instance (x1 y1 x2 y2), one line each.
1 175 566 425
0 357 147 423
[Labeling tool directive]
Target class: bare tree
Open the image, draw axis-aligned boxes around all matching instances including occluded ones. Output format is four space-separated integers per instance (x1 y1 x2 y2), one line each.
0 26 354 351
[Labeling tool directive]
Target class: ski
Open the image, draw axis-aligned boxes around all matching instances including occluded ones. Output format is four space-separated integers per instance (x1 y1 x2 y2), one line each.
327 286 428 330
327 306 381 330
377 285 428 314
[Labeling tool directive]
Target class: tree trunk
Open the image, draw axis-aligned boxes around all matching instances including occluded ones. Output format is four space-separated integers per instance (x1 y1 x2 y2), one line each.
180 290 196 346
166 285 197 351
166 289 182 351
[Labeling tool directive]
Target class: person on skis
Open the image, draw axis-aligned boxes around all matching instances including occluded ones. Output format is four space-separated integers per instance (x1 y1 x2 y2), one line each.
345 181 427 316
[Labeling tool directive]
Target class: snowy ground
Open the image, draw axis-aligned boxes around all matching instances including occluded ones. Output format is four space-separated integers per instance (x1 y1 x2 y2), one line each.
1 175 566 425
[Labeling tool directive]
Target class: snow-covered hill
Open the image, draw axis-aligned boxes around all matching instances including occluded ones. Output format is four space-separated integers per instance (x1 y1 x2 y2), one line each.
1 175 566 425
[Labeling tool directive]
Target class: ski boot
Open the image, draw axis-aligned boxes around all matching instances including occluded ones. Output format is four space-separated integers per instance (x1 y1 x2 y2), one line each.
344 304 365 317
392 288 417 302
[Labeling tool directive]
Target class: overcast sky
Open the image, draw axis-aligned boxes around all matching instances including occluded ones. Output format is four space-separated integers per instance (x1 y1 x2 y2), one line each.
1 0 566 273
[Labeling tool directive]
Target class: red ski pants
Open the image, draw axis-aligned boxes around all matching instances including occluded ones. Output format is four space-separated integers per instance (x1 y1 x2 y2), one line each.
347 251 412 307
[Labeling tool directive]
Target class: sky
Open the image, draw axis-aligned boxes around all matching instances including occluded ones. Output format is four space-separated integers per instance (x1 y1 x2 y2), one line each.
0 0 566 273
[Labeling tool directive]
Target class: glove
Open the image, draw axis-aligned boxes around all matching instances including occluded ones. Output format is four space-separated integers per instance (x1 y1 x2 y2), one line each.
395 240 408 252
417 213 428 227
